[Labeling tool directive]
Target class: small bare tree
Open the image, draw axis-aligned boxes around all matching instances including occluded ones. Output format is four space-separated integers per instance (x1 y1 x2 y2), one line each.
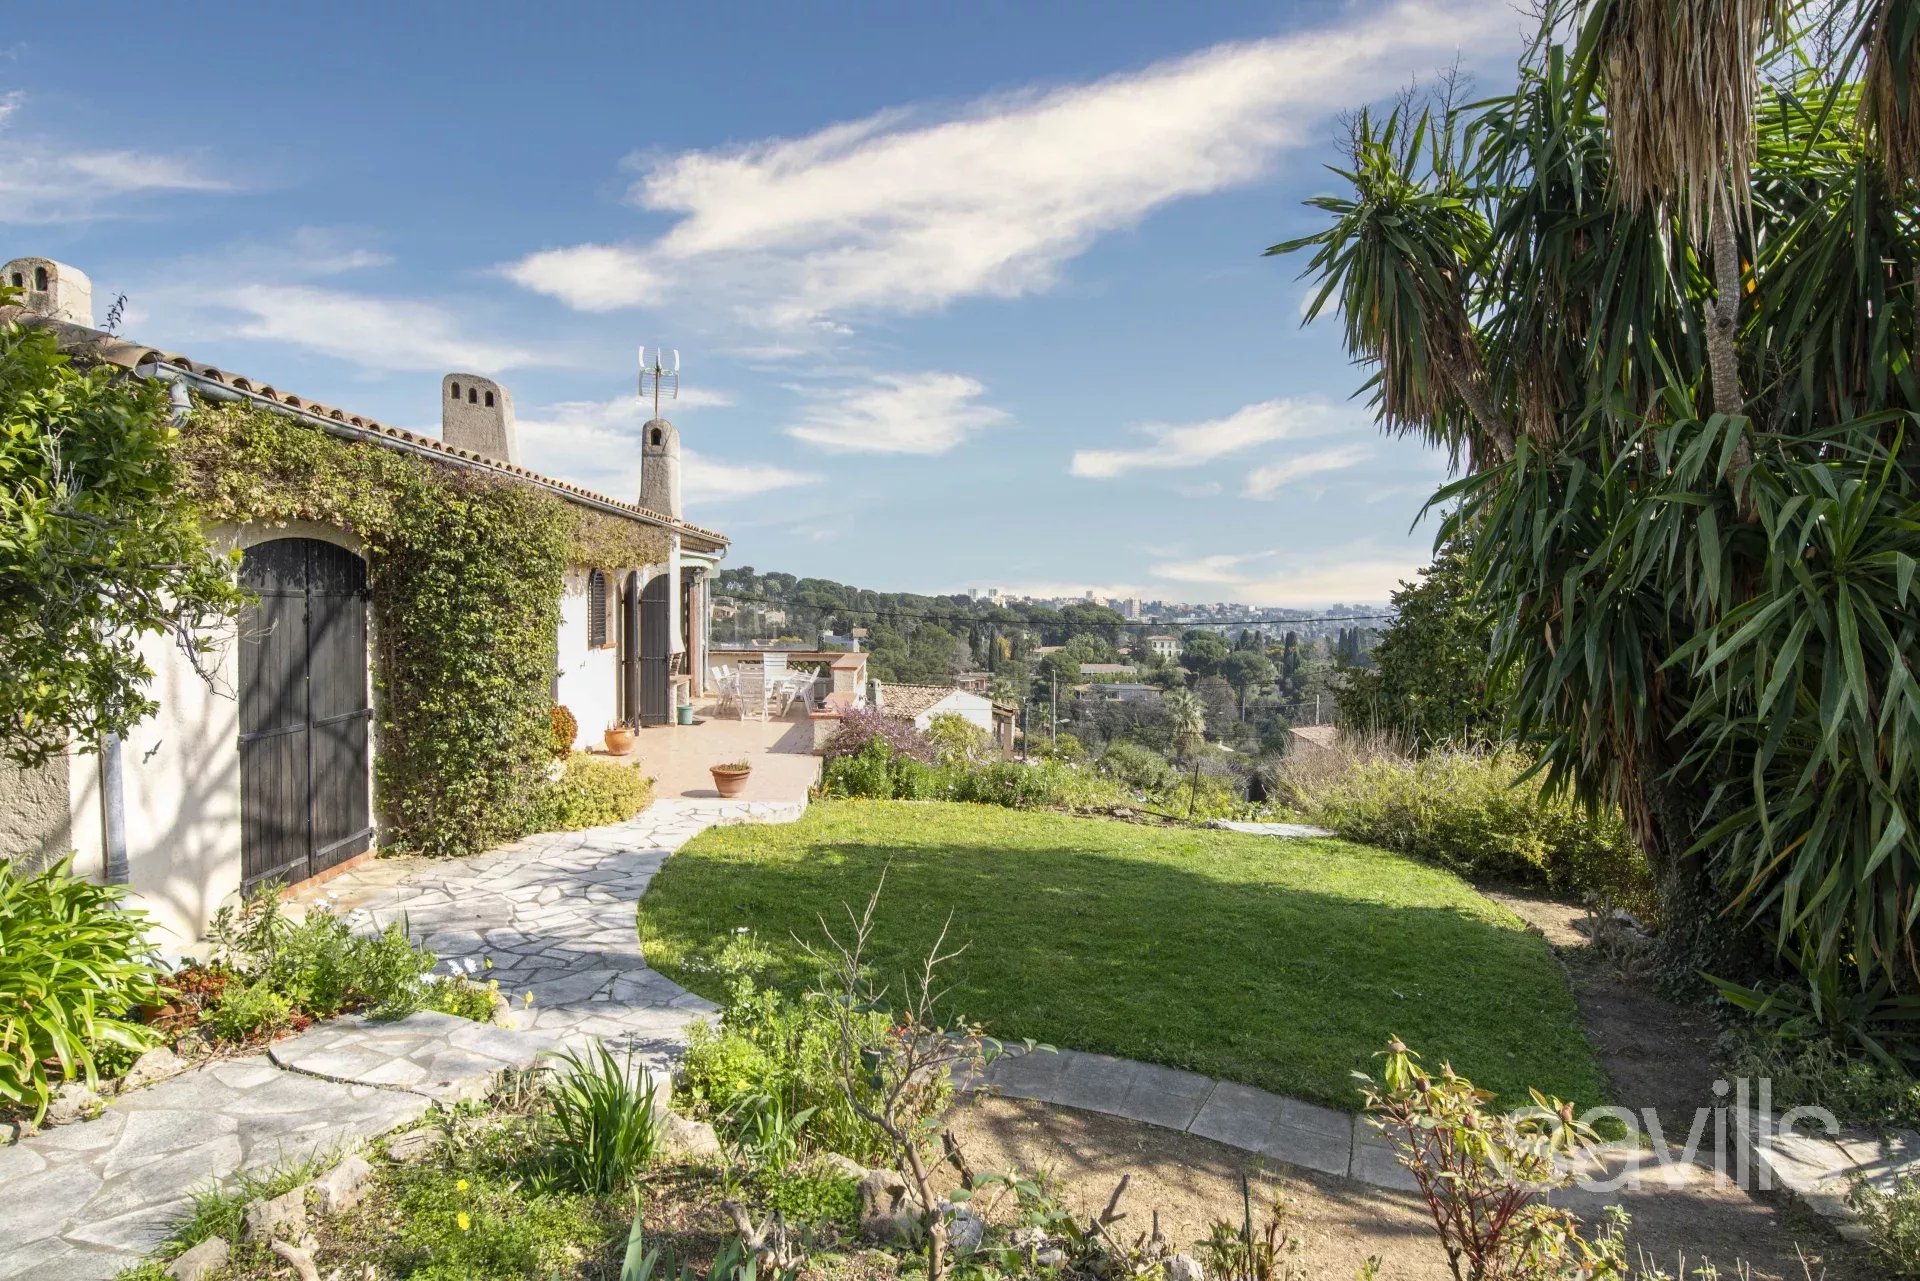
802 869 1000 1281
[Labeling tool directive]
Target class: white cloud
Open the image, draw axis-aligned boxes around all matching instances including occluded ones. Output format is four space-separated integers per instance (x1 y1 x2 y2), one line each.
515 396 818 506
0 91 232 223
1071 397 1359 479
1242 444 1373 497
209 283 545 374
785 372 1009 455
501 1 1518 328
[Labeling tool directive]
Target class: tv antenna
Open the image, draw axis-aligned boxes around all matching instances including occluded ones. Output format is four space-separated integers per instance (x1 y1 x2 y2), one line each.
638 346 679 420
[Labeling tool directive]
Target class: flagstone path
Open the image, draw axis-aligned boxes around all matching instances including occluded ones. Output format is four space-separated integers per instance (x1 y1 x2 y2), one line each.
0 798 803 1281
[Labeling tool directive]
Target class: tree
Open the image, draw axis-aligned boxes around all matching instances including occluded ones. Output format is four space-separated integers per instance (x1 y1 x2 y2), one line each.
1339 539 1500 747
1219 650 1276 720
1194 675 1237 737
1161 689 1206 759
1 308 243 766
1274 2 1920 1043
1179 632 1230 679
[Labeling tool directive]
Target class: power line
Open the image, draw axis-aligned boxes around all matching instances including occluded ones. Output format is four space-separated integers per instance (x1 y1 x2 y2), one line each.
711 589 1394 629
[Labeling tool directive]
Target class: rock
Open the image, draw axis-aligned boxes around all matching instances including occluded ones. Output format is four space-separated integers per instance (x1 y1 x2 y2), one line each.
940 1201 985 1255
1167 1254 1207 1281
242 1187 307 1242
857 1168 922 1245
1035 1245 1066 1269
310 1152 375 1215
660 1113 722 1161
119 1045 188 1093
166 1236 229 1281
270 1238 322 1281
818 1152 867 1181
44 1081 103 1126
385 1128 439 1163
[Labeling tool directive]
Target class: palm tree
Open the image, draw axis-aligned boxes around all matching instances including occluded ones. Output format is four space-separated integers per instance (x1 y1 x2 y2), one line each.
1272 0 1920 1053
1161 690 1206 760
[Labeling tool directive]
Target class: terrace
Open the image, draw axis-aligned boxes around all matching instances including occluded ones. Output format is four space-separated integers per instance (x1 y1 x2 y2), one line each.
599 648 872 803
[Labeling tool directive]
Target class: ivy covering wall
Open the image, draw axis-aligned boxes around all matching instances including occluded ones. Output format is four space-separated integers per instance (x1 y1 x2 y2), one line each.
176 399 669 856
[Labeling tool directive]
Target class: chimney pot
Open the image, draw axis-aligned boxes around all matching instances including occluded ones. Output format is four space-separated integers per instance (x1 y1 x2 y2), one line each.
440 373 518 465
5 257 94 328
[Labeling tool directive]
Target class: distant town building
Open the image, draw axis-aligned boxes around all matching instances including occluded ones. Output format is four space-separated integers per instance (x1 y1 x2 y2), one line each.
1089 683 1162 704
1142 634 1180 660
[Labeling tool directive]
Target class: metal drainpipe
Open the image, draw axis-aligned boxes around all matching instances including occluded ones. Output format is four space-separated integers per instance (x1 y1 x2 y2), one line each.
101 380 190 885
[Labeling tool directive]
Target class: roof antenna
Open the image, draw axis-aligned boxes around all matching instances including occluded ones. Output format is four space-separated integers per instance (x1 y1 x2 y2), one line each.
637 345 679 421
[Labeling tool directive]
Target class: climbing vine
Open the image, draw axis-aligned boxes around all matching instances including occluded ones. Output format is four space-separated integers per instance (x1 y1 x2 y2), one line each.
176 400 668 855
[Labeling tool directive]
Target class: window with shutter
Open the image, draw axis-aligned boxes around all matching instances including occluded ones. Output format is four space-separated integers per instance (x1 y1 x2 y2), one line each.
587 569 609 649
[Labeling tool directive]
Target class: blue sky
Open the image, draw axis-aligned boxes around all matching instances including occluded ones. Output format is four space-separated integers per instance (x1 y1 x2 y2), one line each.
4 1 1535 604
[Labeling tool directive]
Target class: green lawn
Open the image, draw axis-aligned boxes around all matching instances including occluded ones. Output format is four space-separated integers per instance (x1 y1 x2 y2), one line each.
639 799 1605 1113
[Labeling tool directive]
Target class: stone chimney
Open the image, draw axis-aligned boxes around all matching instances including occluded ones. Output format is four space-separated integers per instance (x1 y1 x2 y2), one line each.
5 257 93 327
640 417 681 519
440 374 518 465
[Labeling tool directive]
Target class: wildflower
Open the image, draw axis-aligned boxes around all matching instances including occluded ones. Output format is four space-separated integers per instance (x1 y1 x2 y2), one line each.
456 1211 471 1231
456 1178 469 1192
523 991 534 1005
483 957 494 970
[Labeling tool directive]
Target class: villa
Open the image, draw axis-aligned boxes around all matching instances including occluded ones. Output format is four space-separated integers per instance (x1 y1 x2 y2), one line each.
0 257 732 943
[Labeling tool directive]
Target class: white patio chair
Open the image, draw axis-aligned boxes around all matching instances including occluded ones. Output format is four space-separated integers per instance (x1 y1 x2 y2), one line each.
710 667 740 719
756 654 788 721
736 662 768 721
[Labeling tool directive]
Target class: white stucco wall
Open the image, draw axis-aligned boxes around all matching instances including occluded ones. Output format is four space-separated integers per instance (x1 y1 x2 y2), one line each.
912 690 994 734
557 567 622 746
68 520 370 949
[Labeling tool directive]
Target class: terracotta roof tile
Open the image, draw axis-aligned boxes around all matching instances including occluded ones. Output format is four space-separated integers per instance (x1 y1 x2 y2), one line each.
7 308 728 550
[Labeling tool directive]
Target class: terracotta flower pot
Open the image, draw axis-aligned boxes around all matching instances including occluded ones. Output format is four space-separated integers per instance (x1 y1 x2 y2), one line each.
604 726 636 755
710 766 751 798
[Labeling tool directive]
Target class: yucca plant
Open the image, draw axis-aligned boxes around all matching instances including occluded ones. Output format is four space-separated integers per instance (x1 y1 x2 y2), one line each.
0 857 163 1120
1273 0 1920 1060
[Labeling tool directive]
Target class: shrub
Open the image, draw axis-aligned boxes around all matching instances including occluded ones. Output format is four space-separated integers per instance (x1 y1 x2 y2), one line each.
1850 1175 1920 1277
823 705 934 764
205 887 493 1029
1358 1037 1622 1281
204 979 293 1042
756 1168 859 1229
544 1043 661 1194
821 738 1132 815
1299 744 1654 917
924 711 991 766
0 857 162 1120
1098 740 1176 793
678 976 926 1166
1721 1027 1920 1131
548 704 578 758
524 754 653 831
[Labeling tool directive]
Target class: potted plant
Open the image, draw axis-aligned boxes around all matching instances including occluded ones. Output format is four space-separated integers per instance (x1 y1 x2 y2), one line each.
710 758 751 798
604 723 636 755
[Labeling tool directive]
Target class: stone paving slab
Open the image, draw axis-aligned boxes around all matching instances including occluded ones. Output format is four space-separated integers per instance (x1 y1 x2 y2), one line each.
978 1043 1920 1222
0 798 807 1281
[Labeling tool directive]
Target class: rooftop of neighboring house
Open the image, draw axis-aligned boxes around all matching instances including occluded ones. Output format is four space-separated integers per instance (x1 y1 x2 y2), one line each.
1078 663 1137 675
1289 724 1340 749
876 682 980 720
2 261 726 554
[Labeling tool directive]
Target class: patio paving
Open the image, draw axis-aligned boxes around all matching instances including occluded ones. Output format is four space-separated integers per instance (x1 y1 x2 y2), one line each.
599 698 823 802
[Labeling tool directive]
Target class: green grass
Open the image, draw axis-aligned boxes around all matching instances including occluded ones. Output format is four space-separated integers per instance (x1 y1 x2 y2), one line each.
640 799 1605 1113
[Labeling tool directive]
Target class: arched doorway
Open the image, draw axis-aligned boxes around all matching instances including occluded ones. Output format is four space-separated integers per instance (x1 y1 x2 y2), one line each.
237 537 372 890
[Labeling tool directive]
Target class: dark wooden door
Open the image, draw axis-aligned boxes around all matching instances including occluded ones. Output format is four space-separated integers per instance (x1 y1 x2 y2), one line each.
640 573 671 726
239 538 372 891
620 571 642 727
